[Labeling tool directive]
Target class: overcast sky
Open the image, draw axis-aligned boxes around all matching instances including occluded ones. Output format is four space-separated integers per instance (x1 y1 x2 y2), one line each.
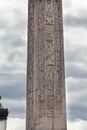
0 0 87 130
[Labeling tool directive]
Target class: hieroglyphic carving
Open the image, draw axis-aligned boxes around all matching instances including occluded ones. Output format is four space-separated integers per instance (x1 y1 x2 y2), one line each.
27 0 67 130
47 0 51 4
37 0 46 118
45 0 54 118
36 0 64 118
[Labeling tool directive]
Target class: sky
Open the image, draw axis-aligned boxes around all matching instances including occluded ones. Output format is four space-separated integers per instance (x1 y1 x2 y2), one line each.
0 0 87 130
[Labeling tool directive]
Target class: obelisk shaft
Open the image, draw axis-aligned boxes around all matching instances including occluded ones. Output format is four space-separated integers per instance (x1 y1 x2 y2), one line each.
27 0 67 130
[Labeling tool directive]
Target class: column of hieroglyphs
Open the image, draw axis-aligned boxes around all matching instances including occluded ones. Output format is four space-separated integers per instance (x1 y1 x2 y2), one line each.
27 0 67 130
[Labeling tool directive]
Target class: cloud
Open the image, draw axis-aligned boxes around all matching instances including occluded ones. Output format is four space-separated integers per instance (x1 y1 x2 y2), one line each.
63 0 87 121
67 119 87 130
66 77 87 120
0 0 27 119
64 14 87 28
1 98 26 118
66 63 87 79
7 118 25 130
63 0 87 16
63 6 87 121
0 73 26 99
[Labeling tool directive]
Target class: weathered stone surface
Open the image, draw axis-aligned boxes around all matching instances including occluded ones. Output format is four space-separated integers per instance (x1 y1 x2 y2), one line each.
27 0 67 130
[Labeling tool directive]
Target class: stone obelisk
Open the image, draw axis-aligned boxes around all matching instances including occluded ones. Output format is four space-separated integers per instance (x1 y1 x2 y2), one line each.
26 0 67 130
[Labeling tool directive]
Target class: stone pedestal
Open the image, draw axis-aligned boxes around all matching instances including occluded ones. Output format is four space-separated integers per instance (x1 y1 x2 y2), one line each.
26 0 67 130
